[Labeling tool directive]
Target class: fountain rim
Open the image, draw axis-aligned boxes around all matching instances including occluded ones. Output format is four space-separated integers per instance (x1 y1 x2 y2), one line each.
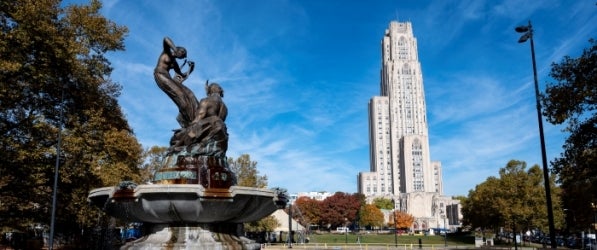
88 184 280 200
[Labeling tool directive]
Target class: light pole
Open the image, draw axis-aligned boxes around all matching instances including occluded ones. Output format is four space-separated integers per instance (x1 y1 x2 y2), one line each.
344 218 348 244
583 202 597 249
49 89 64 250
288 204 292 248
515 20 556 248
392 199 398 248
443 214 447 247
394 210 398 247
564 208 577 233
440 208 447 248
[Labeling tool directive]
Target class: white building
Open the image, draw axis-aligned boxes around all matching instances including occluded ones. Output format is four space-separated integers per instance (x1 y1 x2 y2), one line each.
288 191 333 205
357 21 460 232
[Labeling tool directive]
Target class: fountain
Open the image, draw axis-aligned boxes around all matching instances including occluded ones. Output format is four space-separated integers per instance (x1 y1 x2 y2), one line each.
88 37 288 249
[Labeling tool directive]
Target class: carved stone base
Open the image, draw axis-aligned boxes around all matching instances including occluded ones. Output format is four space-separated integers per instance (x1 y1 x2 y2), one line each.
154 154 236 188
121 223 260 250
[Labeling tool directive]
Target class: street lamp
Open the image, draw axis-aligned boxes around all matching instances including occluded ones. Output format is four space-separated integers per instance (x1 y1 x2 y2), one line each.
443 214 447 247
288 204 292 248
564 208 577 233
440 208 447 248
394 210 398 247
49 89 64 250
515 20 556 248
392 199 398 248
345 218 348 244
593 202 597 227
583 202 597 249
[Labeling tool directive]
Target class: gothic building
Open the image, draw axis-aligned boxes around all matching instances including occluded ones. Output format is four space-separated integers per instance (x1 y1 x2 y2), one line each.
357 21 460 232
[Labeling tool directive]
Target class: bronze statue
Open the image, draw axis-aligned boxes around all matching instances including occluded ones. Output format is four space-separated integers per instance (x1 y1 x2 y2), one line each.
153 37 234 188
154 37 197 128
170 81 228 157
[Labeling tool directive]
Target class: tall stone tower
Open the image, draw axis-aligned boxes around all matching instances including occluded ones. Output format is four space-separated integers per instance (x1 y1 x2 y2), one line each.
358 21 459 232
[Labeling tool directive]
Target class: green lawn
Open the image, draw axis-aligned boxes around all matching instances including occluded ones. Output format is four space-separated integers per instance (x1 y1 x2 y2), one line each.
305 232 474 246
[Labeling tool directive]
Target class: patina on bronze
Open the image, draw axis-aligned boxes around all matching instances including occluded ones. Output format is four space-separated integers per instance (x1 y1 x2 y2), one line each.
152 37 235 188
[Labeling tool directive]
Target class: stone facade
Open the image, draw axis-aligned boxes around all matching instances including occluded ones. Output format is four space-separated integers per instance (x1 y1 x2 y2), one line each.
358 21 460 232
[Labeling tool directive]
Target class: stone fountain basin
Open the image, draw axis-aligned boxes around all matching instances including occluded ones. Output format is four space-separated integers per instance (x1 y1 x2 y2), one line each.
88 184 281 224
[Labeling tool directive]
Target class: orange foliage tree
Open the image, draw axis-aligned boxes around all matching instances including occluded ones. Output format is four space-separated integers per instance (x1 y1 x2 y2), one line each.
389 210 415 230
294 196 321 227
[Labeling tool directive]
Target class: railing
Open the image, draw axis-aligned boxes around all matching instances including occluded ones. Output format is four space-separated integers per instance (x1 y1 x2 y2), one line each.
259 243 536 250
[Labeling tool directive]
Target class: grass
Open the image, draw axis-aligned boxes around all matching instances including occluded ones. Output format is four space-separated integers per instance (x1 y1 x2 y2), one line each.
305 232 475 246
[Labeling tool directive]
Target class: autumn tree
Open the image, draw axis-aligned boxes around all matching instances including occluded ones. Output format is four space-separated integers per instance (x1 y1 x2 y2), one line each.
461 160 563 233
228 154 267 188
244 215 280 232
140 146 168 183
0 0 140 238
294 196 321 228
541 38 597 230
389 210 414 230
359 204 384 229
226 154 277 232
372 197 394 210
319 192 362 229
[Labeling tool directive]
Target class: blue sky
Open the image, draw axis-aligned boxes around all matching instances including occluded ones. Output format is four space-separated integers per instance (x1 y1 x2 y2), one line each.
65 0 597 196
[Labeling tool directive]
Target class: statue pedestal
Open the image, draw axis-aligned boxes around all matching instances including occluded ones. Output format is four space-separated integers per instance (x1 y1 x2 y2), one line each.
121 223 260 250
154 154 236 189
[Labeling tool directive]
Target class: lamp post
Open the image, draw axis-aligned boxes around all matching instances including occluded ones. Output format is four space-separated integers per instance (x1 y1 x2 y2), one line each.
564 208 577 233
344 218 348 244
394 210 398 247
443 214 447 247
440 208 447 248
583 202 597 249
49 89 64 250
392 199 398 248
515 20 556 248
288 204 292 248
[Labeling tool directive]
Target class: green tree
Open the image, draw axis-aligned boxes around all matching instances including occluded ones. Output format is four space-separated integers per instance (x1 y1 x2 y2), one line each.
359 204 384 229
372 197 394 210
542 38 597 230
461 177 503 230
228 154 267 188
0 0 137 237
461 160 563 233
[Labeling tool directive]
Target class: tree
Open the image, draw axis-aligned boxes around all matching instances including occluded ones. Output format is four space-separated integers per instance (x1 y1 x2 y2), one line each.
244 215 280 232
461 177 503 230
372 197 394 210
0 0 139 238
294 196 321 228
228 154 267 188
542 38 597 230
390 210 414 230
140 146 168 183
358 204 384 229
319 192 362 228
461 160 563 233
226 154 274 232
